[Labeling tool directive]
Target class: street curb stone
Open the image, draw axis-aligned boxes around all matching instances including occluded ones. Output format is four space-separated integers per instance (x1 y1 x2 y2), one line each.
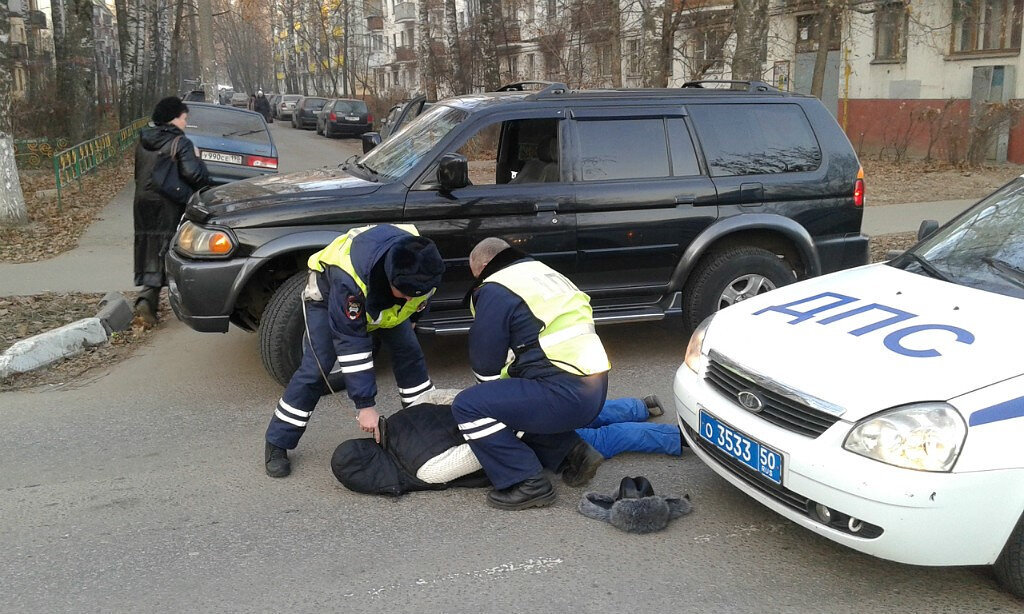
97 292 134 334
0 318 109 379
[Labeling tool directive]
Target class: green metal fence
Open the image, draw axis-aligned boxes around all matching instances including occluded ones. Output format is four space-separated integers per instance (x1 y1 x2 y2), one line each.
13 137 70 169
53 117 148 204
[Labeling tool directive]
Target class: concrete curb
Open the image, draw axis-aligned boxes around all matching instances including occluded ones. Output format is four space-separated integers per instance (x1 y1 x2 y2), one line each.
0 292 135 380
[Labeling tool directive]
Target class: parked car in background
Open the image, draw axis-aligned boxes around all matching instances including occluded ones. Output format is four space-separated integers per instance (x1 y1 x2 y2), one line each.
183 90 206 102
361 94 433 152
674 178 1024 598
183 103 278 185
277 94 301 119
268 94 281 117
229 92 249 108
316 98 373 138
167 81 867 386
290 96 327 129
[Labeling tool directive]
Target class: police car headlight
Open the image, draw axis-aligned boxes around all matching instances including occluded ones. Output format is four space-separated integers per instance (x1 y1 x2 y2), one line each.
843 403 966 472
684 315 714 373
175 221 236 258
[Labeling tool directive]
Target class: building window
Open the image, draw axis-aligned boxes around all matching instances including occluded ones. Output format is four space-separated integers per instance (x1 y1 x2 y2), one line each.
952 0 1023 53
527 53 536 78
596 43 613 77
626 38 641 76
691 27 728 70
547 0 557 19
796 12 841 53
526 0 535 22
510 55 520 79
875 2 908 61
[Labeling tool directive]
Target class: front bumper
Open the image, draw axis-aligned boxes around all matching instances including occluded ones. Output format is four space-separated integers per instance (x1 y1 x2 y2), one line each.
165 249 259 333
673 362 1023 566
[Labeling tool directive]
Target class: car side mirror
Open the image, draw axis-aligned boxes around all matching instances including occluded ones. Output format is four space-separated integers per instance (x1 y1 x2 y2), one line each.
361 132 381 154
438 153 469 193
917 219 939 242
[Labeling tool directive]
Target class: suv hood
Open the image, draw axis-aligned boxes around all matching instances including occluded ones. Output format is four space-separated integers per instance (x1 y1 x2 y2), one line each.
701 264 1024 421
195 166 381 225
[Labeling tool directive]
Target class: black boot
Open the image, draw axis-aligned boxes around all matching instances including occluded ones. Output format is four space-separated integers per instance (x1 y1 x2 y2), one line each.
487 474 556 510
561 439 604 487
644 394 664 417
134 287 159 326
265 441 291 478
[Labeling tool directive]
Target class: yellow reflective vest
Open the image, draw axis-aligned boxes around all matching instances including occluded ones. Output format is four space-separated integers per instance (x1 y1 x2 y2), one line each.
475 259 610 377
308 224 433 331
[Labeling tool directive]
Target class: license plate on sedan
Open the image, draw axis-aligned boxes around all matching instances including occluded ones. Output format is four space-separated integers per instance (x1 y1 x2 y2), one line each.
201 151 243 165
699 410 783 484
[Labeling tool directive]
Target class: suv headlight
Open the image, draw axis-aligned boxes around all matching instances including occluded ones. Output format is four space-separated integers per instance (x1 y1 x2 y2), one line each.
175 221 236 258
684 315 714 373
843 403 966 472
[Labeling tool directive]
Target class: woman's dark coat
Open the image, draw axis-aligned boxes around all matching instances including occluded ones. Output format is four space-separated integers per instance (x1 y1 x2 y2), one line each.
133 124 210 288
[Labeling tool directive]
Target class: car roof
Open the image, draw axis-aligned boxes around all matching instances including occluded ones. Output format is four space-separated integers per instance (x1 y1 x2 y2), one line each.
188 102 265 118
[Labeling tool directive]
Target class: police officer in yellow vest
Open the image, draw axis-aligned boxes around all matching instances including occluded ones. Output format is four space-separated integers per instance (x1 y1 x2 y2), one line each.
452 237 610 509
265 224 445 478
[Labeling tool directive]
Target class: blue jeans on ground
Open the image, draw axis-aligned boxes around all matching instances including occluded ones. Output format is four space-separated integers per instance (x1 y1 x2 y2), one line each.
576 398 682 458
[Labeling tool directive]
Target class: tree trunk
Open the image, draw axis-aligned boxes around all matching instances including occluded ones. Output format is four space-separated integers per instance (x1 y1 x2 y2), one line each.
418 0 438 99
731 0 769 81
197 0 217 101
445 0 468 94
54 0 98 142
169 0 186 94
0 4 28 226
810 2 838 98
478 0 500 90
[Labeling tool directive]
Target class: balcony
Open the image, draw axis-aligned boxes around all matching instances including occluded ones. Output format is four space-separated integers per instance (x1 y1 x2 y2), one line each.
395 46 416 62
367 15 384 30
497 20 521 44
395 2 416 23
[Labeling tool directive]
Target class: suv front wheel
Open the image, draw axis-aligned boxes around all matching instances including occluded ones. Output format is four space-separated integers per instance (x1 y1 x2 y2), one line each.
682 246 796 332
259 271 307 386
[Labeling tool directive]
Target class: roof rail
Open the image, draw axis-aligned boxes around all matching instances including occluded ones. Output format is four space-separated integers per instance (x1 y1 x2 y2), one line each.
529 82 570 98
682 80 778 93
495 80 556 92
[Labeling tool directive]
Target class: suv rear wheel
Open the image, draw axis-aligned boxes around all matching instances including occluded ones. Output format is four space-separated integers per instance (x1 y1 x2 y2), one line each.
682 246 795 332
259 271 307 386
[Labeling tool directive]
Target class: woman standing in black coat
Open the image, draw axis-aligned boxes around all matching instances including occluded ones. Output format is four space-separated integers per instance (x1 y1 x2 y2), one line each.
133 97 210 324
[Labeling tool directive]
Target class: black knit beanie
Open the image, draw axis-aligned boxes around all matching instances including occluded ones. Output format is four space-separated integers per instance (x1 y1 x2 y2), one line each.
152 97 189 125
384 236 445 297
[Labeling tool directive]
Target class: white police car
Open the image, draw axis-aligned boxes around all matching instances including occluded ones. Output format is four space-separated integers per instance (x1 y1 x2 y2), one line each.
674 177 1024 596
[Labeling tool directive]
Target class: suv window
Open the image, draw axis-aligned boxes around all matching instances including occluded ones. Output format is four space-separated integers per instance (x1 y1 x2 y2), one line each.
303 98 328 110
576 119 670 181
689 104 821 176
335 100 368 114
359 104 467 180
667 119 701 177
455 118 560 185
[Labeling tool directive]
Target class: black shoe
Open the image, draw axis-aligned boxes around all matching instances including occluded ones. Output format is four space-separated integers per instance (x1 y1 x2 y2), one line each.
644 395 664 417
678 426 690 451
561 439 604 487
265 442 291 478
486 475 556 510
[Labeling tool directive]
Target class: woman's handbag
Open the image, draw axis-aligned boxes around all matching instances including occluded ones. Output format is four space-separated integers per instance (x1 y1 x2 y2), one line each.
151 136 191 205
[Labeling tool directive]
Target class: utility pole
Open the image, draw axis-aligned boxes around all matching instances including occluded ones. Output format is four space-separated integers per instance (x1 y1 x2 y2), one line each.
198 0 217 101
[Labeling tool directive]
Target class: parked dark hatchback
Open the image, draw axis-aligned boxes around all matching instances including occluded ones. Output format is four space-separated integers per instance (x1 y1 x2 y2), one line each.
183 103 278 185
317 98 373 137
291 96 327 129
168 82 869 384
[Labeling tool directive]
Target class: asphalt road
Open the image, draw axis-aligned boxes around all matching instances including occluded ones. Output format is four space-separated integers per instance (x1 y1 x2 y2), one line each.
2 127 1021 612
268 117 363 173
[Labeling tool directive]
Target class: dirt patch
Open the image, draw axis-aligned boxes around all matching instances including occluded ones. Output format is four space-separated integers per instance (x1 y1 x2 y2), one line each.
869 232 918 263
864 159 1022 206
0 291 165 392
0 154 134 264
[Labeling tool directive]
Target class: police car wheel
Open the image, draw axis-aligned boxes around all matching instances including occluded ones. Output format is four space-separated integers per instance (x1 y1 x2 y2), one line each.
682 246 795 332
258 271 307 387
994 510 1024 598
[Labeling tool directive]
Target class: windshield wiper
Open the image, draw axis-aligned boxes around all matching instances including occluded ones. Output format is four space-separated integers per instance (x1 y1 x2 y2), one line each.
982 256 1024 288
899 252 950 282
222 129 264 137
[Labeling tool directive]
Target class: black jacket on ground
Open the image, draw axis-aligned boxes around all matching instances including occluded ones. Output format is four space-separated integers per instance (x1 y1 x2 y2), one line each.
133 124 209 287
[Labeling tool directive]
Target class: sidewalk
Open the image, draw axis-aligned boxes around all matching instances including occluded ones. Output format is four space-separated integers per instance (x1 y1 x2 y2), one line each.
0 185 135 297
0 191 977 298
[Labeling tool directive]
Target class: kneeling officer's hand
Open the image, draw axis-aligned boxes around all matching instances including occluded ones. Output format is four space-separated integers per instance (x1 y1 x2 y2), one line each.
358 407 381 443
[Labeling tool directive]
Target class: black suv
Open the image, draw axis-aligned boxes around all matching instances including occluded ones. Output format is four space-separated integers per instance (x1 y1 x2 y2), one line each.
167 81 868 385
290 96 328 129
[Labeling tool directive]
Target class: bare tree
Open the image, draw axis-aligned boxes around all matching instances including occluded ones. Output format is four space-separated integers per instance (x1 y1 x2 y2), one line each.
731 0 768 80
0 0 28 225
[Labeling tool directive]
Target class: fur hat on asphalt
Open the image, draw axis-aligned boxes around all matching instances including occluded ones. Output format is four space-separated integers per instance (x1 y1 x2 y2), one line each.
385 236 445 297
152 96 189 125
578 476 692 534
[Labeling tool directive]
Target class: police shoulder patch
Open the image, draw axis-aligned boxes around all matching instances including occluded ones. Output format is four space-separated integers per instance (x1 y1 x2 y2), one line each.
346 295 364 320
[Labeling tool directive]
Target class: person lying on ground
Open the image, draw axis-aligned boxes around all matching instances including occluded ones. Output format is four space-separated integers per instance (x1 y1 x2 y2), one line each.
331 389 685 496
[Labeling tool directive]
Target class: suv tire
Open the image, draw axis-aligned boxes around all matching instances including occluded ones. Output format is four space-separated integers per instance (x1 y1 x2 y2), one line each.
682 246 795 332
995 511 1024 598
259 271 307 386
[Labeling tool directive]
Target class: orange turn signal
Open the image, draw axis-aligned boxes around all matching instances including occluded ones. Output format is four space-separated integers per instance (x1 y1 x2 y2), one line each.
209 232 233 254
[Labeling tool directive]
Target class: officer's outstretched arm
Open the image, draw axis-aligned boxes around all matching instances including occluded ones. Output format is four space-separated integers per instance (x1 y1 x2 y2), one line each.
326 273 378 410
468 285 514 382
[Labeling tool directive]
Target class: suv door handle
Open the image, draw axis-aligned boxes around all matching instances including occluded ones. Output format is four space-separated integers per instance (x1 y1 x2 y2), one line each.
534 201 558 213
675 195 696 205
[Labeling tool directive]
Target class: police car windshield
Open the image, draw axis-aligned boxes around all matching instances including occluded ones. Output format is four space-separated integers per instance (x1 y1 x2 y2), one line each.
899 177 1024 299
358 105 467 181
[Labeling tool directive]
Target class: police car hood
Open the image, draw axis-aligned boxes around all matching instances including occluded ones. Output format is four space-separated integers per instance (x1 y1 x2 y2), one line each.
701 263 1024 421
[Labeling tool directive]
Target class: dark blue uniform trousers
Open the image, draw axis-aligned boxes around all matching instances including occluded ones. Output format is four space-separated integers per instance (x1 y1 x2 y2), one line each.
451 372 609 490
266 297 431 450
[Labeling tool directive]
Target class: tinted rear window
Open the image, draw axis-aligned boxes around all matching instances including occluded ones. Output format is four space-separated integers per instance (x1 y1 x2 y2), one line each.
283 95 301 102
186 107 270 143
333 100 368 114
576 119 670 181
304 98 328 110
689 104 822 176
